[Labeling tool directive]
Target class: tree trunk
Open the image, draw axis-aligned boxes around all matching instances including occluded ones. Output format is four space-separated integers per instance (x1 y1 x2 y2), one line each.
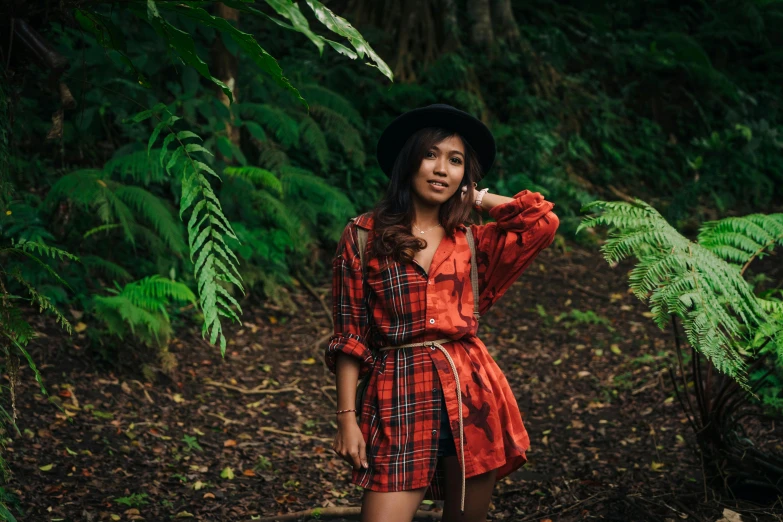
491 0 520 44
440 0 461 52
467 0 494 48
210 3 240 149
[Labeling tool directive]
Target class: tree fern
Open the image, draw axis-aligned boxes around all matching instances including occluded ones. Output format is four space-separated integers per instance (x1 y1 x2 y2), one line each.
577 199 776 388
136 104 243 353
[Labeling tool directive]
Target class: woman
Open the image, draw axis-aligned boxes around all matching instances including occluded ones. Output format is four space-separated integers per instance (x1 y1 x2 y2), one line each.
326 104 559 522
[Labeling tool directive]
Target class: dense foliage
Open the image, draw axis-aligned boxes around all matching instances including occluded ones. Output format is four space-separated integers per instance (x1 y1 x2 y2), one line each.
1 0 783 514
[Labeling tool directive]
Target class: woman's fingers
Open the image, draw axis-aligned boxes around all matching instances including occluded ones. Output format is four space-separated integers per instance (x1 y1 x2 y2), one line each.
359 442 368 469
349 448 362 470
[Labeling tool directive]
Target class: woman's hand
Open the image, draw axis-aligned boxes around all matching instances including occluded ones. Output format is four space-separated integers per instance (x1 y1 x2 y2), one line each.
333 413 368 470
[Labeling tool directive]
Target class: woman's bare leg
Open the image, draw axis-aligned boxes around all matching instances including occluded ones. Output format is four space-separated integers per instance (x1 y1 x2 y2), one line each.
440 456 498 522
361 486 429 522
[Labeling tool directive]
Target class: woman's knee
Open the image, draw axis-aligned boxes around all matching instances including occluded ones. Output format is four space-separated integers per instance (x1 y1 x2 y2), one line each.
361 487 429 522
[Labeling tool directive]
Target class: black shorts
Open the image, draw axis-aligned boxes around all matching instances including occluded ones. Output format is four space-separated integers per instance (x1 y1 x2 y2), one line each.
436 394 457 457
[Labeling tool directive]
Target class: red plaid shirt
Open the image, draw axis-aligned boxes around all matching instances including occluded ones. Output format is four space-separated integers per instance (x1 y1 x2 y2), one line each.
326 190 559 500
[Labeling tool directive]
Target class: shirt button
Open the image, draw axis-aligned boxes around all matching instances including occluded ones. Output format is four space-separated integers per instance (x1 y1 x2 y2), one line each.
429 318 435 324
432 429 437 435
432 388 438 393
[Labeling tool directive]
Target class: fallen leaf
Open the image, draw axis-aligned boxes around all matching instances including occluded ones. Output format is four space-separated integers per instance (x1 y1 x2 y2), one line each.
74 322 88 333
610 344 622 355
716 508 743 522
171 393 185 403
173 512 194 519
243 469 256 477
301 357 316 364
203 492 215 500
220 467 235 480
650 461 665 472
39 464 54 471
224 439 237 447
192 480 205 491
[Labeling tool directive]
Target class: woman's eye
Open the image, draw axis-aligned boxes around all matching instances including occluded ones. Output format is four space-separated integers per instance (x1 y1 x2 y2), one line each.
425 151 436 158
451 157 463 164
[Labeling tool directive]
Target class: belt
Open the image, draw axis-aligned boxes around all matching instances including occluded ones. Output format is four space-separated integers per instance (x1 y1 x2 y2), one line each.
378 338 466 515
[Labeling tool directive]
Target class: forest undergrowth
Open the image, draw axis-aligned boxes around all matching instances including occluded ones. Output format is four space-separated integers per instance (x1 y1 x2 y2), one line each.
8 244 783 522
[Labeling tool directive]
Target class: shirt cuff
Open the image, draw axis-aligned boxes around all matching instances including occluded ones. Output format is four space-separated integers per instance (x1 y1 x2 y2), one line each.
488 190 555 232
325 332 375 378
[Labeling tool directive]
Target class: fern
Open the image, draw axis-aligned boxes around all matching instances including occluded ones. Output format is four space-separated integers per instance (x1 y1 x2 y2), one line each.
280 166 357 242
308 104 365 168
298 84 363 128
698 213 783 272
578 199 774 388
47 169 186 255
81 255 133 282
105 147 169 186
239 103 300 148
93 276 195 347
136 104 244 353
223 166 283 196
297 114 330 171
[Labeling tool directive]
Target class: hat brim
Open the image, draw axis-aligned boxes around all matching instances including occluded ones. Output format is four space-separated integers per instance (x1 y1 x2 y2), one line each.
376 105 496 180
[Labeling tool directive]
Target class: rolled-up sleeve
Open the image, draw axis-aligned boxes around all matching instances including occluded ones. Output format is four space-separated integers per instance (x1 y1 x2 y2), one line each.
470 190 560 315
325 222 374 377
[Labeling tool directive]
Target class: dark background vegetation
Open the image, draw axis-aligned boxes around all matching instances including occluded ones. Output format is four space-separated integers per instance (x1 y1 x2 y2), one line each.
1 0 782 520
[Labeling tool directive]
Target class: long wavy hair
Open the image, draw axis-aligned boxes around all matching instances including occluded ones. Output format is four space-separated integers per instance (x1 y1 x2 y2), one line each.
370 127 483 266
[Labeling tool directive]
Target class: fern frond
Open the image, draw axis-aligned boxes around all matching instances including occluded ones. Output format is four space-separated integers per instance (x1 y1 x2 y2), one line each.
105 148 168 185
119 275 196 312
141 105 244 353
579 199 773 388
309 104 365 167
9 269 72 334
297 114 329 170
223 166 283 196
47 170 137 243
298 84 363 128
280 166 356 241
698 213 783 268
238 103 300 147
114 185 187 254
257 141 290 170
81 255 133 282
92 275 195 347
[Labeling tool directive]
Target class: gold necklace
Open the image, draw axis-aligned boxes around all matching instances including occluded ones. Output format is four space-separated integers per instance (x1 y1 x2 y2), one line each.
413 222 442 234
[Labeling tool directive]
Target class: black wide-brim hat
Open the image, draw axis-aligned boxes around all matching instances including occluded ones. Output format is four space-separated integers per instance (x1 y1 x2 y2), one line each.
376 104 496 180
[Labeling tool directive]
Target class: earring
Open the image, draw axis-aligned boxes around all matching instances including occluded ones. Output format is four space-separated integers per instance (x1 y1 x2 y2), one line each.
460 184 468 199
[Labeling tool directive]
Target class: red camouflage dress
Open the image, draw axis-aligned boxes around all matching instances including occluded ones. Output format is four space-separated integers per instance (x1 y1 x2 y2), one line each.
325 189 559 500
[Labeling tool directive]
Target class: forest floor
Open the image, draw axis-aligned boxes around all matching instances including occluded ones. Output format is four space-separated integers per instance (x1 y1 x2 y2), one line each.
8 244 783 522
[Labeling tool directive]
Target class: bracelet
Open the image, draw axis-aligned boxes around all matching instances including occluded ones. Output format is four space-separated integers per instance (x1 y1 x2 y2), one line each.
474 188 489 211
336 408 357 415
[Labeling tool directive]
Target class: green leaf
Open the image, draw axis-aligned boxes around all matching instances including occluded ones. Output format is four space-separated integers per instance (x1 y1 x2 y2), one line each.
304 0 393 82
158 2 306 108
220 466 235 479
140 0 233 103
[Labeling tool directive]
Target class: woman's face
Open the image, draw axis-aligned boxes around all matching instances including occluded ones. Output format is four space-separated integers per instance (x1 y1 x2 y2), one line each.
410 135 466 208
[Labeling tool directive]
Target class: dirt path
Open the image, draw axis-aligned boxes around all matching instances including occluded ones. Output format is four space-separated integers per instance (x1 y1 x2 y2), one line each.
8 246 782 521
